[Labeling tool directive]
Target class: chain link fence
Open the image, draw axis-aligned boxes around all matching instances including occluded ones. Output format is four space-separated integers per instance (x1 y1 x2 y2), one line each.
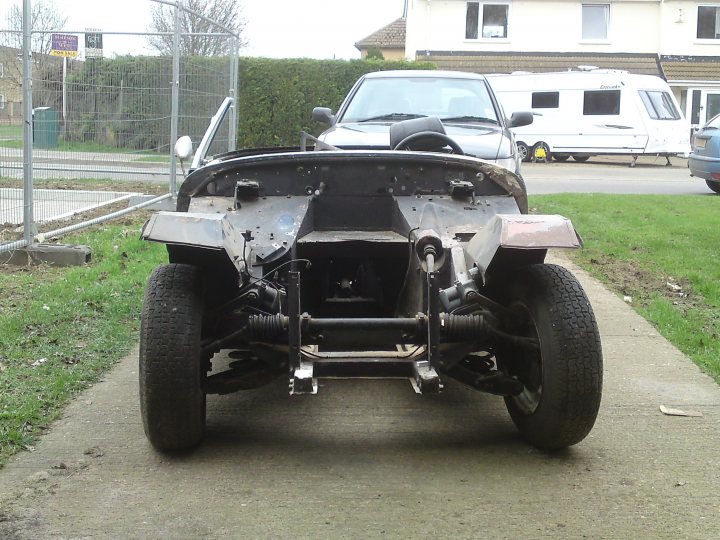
1 1 239 254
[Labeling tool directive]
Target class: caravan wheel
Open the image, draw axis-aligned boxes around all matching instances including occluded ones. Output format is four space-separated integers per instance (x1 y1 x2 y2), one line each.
517 142 531 162
572 154 590 162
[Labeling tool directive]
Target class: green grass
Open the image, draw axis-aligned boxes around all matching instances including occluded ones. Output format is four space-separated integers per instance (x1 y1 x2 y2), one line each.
534 194 720 382
0 216 166 466
0 125 22 140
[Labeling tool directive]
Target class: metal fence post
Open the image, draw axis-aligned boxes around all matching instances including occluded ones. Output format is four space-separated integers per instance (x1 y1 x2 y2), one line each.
22 0 36 245
228 37 239 153
168 0 181 198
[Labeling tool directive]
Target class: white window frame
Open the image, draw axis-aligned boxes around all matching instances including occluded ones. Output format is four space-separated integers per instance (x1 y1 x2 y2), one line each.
581 3 610 43
0 94 6 110
465 2 511 41
0 62 4 78
696 4 720 41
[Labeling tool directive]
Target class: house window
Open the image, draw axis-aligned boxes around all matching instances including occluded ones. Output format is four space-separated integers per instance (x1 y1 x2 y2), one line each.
532 92 559 108
0 94 6 110
639 90 681 120
582 4 609 40
583 90 620 115
697 5 720 39
0 62 4 78
466 2 509 39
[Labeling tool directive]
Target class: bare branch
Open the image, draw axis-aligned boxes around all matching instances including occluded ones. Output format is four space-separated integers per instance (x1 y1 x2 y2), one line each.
147 0 246 57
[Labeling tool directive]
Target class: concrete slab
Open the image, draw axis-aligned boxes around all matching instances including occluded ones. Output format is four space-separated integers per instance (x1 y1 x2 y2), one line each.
5 243 91 267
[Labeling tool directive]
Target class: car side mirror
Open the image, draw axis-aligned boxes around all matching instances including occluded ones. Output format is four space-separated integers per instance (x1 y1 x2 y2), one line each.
509 111 533 128
174 135 193 161
312 107 336 126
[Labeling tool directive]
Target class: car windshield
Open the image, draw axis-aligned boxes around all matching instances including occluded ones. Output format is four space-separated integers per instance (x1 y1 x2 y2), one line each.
340 77 500 125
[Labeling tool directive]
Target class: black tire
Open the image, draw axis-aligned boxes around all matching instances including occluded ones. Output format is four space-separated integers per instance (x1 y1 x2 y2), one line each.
496 264 602 450
515 173 529 214
553 154 570 162
517 142 531 163
572 154 590 162
532 141 551 161
140 264 207 450
706 180 720 194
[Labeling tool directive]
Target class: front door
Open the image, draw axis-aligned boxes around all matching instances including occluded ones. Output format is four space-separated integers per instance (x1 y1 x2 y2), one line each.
688 89 720 128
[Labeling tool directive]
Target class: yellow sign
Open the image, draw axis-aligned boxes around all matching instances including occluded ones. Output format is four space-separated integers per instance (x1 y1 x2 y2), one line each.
50 49 79 58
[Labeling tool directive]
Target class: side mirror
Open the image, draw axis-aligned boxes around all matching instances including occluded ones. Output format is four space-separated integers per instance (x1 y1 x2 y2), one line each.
508 111 533 128
174 135 193 160
312 107 336 126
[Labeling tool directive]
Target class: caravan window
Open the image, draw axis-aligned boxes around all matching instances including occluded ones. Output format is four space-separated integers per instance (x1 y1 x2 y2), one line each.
639 91 681 120
531 92 559 108
583 90 620 115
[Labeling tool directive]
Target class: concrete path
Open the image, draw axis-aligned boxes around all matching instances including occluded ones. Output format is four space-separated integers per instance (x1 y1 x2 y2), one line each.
0 254 718 539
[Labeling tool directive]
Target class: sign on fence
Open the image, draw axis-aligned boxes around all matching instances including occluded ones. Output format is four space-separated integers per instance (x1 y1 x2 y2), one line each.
50 33 78 58
85 29 104 59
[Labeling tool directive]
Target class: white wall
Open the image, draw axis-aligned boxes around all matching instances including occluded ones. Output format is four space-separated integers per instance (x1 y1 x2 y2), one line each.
660 0 720 56
406 0 665 56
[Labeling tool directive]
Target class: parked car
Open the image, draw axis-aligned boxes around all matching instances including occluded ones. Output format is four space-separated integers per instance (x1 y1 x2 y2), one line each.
138 98 602 452
689 113 720 194
312 70 533 179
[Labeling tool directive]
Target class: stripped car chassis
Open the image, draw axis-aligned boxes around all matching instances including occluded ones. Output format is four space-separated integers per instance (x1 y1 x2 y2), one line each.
139 118 602 452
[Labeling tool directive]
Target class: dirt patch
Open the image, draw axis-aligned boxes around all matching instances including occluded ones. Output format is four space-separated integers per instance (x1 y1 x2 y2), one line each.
0 178 167 196
578 252 702 314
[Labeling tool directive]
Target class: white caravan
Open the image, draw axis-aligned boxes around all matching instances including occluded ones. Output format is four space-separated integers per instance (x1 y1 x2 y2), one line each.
487 70 691 165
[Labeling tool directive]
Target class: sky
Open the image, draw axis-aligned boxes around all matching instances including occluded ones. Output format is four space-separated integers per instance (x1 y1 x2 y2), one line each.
4 0 407 59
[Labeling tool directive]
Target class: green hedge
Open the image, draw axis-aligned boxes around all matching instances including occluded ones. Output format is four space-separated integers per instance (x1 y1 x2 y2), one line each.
236 58 434 147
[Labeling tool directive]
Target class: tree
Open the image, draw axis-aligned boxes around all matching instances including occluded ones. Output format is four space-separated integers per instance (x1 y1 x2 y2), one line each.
365 48 385 61
147 0 246 57
0 1 68 105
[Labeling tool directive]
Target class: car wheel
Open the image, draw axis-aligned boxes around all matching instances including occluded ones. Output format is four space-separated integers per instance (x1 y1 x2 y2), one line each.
140 263 207 450
572 154 590 162
496 264 603 450
516 142 531 163
706 180 720 194
552 154 570 162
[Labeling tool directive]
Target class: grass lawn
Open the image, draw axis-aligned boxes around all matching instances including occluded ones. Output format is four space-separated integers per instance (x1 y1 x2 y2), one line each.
533 194 720 383
0 213 166 466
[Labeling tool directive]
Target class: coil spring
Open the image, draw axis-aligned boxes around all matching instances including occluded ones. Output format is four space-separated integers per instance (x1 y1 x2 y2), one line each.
247 314 287 340
441 313 486 341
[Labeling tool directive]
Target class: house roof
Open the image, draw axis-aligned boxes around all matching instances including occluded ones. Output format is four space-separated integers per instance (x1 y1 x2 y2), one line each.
416 51 663 77
661 56 720 81
355 18 406 51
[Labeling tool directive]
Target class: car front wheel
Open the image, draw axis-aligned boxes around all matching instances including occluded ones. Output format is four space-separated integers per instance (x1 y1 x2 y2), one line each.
496 264 603 450
140 264 207 450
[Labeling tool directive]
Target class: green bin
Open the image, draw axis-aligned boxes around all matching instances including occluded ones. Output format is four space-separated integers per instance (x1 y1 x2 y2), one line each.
33 107 58 149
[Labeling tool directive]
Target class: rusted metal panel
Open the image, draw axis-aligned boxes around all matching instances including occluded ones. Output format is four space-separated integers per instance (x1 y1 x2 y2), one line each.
467 214 582 276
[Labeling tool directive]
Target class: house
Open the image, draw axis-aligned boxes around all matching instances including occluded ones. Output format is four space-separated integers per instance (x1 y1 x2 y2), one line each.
355 17 407 60
0 45 23 124
394 0 720 128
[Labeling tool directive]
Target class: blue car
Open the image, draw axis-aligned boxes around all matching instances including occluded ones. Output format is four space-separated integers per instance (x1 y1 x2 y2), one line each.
689 113 720 194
